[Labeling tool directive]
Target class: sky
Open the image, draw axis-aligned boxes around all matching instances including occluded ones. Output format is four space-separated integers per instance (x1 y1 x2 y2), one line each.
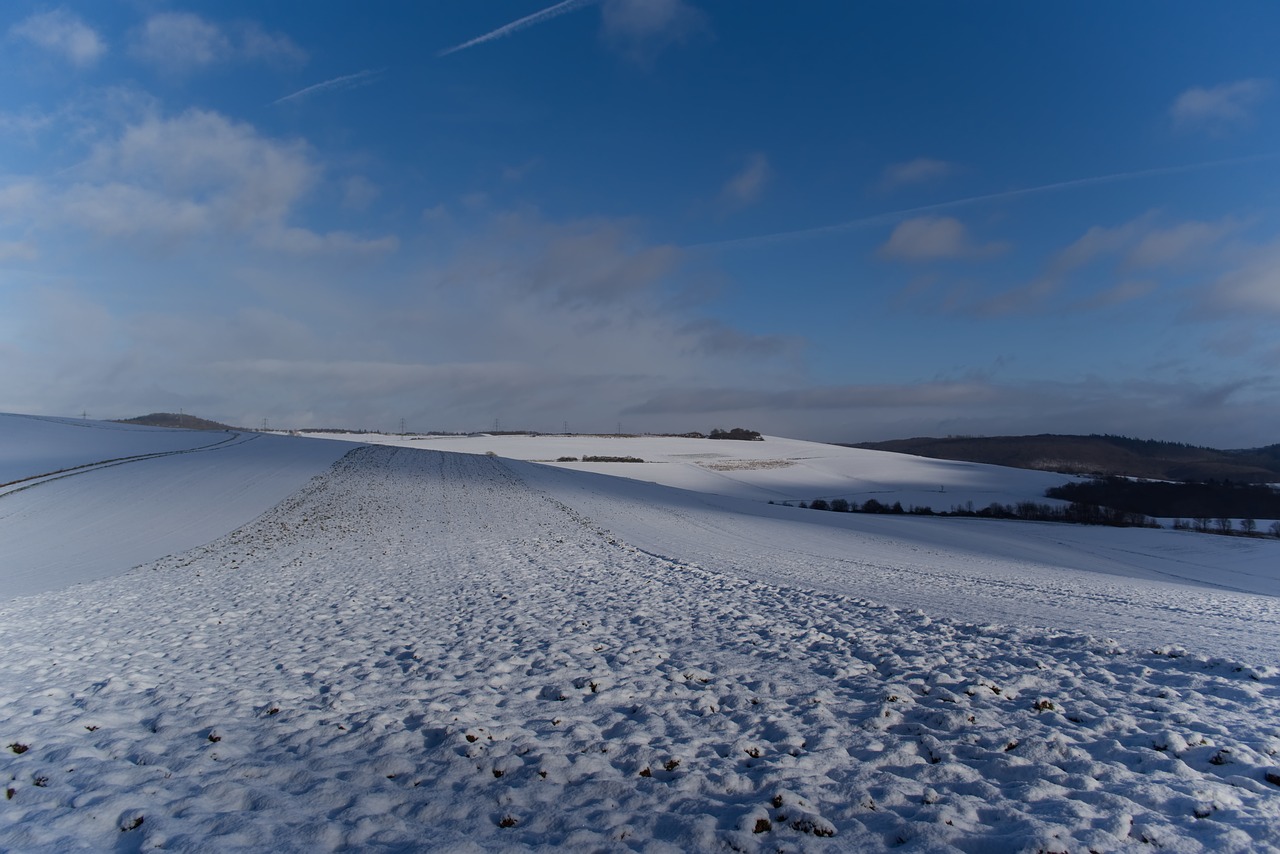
1 1 1278 445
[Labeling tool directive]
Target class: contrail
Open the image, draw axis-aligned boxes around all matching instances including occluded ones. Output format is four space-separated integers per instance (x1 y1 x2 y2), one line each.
272 69 385 106
438 0 598 57
691 152 1280 251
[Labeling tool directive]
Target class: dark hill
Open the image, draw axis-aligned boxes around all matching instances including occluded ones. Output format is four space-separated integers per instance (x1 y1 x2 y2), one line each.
848 434 1280 483
116 412 234 431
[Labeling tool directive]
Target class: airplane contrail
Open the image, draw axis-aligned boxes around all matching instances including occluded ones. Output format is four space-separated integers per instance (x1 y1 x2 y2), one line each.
272 69 385 106
438 0 599 57
690 152 1280 251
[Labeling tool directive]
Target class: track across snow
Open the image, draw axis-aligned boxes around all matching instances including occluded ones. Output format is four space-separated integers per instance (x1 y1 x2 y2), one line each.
3 446 1277 852
0 425 355 600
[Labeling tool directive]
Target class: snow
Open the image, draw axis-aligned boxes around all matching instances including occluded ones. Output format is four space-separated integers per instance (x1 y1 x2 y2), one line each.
0 414 355 600
2 424 1279 851
0 413 245 486
351 432 1075 512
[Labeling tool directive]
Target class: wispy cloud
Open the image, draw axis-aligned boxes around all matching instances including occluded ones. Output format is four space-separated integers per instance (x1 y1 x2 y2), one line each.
879 157 955 191
438 0 599 57
719 152 771 210
1171 79 1272 134
692 153 1280 251
878 216 1009 262
131 12 306 72
966 212 1239 318
600 0 706 61
10 9 106 67
272 69 386 106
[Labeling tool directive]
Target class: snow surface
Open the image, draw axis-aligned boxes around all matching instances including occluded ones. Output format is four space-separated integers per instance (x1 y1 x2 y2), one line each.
0 414 354 599
352 432 1076 512
0 413 236 486
2 427 1279 851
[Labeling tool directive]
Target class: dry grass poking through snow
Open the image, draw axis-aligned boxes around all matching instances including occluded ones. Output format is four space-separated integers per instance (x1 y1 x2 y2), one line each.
1 445 1278 852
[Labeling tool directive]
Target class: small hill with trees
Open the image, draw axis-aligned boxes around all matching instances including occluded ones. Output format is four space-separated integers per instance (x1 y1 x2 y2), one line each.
116 413 235 431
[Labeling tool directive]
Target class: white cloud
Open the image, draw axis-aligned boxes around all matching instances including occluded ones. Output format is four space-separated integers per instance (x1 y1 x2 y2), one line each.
486 213 683 308
84 109 314 229
131 12 229 69
341 176 380 212
8 108 393 254
967 213 1239 317
719 152 771 209
879 158 955 191
1127 220 1238 268
10 9 106 67
257 227 399 255
0 240 38 262
237 21 308 65
1079 279 1158 310
1171 79 1271 133
600 0 706 59
1208 239 1280 314
878 216 1008 262
0 209 801 433
131 12 305 71
60 182 212 239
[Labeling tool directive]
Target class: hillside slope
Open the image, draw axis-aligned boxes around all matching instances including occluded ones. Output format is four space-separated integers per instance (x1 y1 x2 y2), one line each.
0 413 356 599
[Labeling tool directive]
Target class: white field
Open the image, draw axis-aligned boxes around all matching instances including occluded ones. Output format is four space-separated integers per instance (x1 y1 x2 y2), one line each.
2 417 1279 852
0 414 356 599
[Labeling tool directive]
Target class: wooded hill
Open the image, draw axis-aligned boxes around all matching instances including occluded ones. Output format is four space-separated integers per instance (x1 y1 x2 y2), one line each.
116 413 235 431
849 434 1280 483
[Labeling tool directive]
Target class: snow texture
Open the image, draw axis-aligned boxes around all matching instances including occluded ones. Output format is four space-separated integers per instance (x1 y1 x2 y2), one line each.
2 427 1279 852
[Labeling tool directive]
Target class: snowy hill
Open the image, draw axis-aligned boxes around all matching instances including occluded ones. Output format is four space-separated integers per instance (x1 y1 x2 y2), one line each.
344 431 1074 511
0 413 355 599
2 418 1279 851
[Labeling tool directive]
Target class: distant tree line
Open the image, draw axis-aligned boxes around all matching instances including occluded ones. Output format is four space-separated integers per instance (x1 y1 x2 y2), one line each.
1046 477 1280 520
773 497 1161 528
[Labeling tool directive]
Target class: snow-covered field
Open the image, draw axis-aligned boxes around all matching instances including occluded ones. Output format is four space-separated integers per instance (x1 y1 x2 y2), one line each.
360 432 1075 511
0 414 355 600
2 420 1279 851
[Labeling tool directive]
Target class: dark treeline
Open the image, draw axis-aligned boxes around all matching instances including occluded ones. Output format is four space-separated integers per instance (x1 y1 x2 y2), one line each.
774 497 1159 528
709 427 764 441
1046 477 1280 520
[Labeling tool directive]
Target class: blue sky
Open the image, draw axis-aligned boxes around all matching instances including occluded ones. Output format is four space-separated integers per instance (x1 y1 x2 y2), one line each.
2 1 1278 444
